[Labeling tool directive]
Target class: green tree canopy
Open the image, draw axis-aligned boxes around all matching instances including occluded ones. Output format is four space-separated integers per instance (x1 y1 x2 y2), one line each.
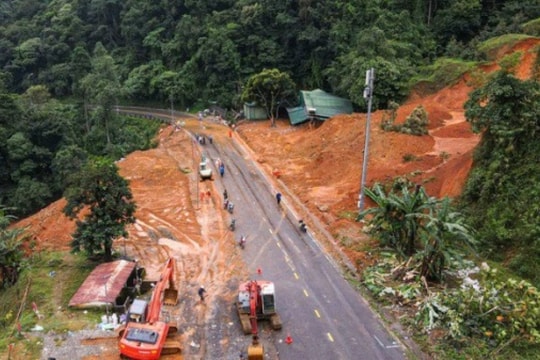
80 42 123 144
0 206 28 289
462 69 540 284
63 157 136 261
241 68 296 127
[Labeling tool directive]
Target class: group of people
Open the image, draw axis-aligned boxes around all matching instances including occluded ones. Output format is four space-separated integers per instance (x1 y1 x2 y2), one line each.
199 190 212 202
196 134 213 145
223 188 233 213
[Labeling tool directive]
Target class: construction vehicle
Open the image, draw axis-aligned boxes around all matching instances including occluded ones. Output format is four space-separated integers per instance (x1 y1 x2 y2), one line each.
236 280 282 360
199 155 213 181
119 258 181 360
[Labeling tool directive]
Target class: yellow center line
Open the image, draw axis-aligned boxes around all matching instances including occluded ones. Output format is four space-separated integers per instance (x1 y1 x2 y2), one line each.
327 332 334 342
303 289 309 297
314 309 320 318
293 272 299 280
276 242 281 248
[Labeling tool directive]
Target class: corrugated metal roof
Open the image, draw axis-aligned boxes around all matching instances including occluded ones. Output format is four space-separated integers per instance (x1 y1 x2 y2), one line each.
301 89 353 118
287 106 308 125
69 259 136 309
287 89 353 124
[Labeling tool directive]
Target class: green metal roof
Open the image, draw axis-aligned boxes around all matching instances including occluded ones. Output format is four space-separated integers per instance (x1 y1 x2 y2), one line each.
286 89 353 125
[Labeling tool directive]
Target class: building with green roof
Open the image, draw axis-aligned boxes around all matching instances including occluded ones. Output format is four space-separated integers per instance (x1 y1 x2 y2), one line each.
287 89 353 125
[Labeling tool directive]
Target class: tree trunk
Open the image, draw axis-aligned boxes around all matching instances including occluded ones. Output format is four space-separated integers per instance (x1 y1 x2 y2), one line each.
104 244 113 261
427 0 433 26
105 113 111 144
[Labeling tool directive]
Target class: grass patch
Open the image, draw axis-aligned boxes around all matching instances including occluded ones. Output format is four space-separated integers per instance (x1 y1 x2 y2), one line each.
403 153 418 162
421 176 436 184
337 210 357 220
477 34 534 61
522 18 540 36
440 151 450 161
0 251 100 358
339 236 356 248
411 58 477 95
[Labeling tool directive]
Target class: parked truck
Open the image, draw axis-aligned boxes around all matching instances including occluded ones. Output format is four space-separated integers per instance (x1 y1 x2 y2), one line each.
199 155 213 181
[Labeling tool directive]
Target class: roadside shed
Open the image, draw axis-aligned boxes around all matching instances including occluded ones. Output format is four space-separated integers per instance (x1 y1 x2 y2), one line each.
69 259 137 309
243 102 267 120
287 89 353 125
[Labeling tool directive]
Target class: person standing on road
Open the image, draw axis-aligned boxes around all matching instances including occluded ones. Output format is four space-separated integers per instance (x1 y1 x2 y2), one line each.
223 189 228 201
219 163 225 177
198 286 207 302
276 192 282 206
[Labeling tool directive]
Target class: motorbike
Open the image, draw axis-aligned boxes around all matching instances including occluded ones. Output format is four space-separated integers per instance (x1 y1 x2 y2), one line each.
299 220 307 233
229 218 236 231
239 235 246 249
227 201 234 214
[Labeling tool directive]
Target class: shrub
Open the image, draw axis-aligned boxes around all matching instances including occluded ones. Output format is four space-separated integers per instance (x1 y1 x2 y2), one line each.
416 265 540 350
401 105 429 135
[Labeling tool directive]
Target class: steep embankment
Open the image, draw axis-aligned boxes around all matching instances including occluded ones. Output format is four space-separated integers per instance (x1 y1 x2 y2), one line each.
238 37 539 268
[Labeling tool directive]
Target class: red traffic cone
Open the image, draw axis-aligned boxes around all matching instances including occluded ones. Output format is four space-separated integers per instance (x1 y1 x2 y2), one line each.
285 334 293 344
257 267 262 275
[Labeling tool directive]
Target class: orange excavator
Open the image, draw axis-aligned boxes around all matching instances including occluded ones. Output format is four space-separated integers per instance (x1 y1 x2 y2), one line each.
236 280 282 360
119 258 181 360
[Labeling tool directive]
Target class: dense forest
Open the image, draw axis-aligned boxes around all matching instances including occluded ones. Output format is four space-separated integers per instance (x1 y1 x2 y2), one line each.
1 0 538 109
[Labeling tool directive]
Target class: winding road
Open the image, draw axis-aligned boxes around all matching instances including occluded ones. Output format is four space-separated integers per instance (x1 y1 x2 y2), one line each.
197 120 406 360
117 106 407 359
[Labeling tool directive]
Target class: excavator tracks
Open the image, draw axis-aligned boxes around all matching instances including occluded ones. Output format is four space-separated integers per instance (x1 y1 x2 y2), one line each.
270 314 282 330
239 312 252 335
161 338 182 355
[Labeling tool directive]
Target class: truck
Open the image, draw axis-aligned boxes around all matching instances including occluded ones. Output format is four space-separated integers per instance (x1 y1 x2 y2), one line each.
199 155 213 181
118 258 181 360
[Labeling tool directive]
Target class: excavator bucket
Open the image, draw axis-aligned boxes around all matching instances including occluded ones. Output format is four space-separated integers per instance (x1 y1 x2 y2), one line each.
163 288 178 306
247 345 263 360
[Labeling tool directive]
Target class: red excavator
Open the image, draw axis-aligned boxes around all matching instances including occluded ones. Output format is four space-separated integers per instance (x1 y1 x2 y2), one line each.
119 258 181 360
236 280 282 360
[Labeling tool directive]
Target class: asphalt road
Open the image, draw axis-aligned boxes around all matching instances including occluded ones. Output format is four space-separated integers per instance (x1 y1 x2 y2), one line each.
198 125 406 360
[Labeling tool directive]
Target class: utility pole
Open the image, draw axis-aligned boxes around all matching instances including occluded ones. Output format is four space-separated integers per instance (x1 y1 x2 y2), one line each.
358 68 375 214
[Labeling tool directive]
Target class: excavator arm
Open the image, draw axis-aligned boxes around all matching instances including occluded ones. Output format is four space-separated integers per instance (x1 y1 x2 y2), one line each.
247 281 264 360
146 258 176 323
249 281 260 336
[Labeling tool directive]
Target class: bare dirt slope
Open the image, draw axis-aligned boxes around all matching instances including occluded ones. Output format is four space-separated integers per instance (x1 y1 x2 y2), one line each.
11 37 539 359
